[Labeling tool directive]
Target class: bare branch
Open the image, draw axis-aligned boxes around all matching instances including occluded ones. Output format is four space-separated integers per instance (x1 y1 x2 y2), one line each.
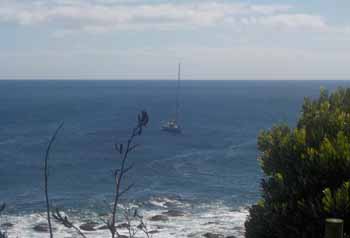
44 122 64 238
123 164 135 175
119 184 135 198
119 144 124 154
43 111 150 238
134 210 151 238
52 208 87 238
108 111 149 238
123 207 138 238
127 144 140 153
0 204 5 214
102 200 113 214
52 209 72 228
0 203 7 238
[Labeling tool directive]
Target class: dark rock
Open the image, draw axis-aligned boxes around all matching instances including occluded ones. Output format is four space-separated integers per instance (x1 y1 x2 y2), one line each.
187 233 197 237
149 214 169 222
203 221 220 225
79 222 98 231
153 224 173 230
33 223 56 233
203 233 224 238
137 223 150 230
226 236 237 238
137 223 143 229
116 223 130 229
232 226 243 231
155 225 166 229
162 210 185 217
149 230 159 234
1 223 13 228
97 225 109 230
119 235 128 238
164 201 178 208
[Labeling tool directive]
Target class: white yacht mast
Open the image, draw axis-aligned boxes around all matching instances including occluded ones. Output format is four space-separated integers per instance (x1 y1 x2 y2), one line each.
175 63 181 122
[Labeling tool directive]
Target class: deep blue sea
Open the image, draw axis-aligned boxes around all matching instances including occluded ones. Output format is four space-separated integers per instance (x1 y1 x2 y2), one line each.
0 80 349 237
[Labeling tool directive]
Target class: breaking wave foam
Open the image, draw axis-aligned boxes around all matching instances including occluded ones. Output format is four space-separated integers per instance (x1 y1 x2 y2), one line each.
2 198 248 238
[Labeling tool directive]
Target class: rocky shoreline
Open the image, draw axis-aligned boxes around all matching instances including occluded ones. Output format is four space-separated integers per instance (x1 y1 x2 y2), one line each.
1 198 247 238
1 207 246 237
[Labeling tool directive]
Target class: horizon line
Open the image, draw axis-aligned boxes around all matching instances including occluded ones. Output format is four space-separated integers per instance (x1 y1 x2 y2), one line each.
0 78 349 81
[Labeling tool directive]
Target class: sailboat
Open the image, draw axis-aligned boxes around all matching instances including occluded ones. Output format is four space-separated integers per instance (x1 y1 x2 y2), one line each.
161 63 182 134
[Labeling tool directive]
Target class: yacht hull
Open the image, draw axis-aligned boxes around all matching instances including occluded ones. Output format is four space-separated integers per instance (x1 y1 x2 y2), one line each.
161 126 182 134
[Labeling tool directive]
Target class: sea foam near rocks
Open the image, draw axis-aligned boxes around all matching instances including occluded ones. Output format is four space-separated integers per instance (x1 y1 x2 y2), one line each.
2 200 248 238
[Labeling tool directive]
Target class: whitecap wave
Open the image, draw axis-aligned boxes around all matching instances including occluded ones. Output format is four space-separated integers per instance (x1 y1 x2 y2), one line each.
2 200 247 238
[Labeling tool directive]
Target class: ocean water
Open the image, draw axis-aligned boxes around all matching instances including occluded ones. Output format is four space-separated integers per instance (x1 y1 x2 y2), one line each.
0 80 349 237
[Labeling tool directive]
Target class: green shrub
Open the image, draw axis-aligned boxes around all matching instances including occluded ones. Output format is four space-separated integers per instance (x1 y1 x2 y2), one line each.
245 87 350 238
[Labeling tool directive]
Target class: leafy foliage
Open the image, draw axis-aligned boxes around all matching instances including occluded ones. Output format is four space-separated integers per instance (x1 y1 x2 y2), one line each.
245 87 350 238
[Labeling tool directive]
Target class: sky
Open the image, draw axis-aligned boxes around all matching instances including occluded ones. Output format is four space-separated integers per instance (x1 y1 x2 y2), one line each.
0 0 349 80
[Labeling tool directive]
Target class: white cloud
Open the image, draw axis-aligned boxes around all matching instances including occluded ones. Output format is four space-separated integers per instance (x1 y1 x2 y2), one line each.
258 14 328 31
0 1 329 33
0 1 348 80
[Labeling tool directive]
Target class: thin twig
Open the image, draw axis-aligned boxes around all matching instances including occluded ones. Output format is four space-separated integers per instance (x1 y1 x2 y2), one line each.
119 184 135 198
0 203 7 238
109 111 148 238
52 208 87 238
123 207 137 238
0 204 5 214
135 210 151 238
44 122 64 238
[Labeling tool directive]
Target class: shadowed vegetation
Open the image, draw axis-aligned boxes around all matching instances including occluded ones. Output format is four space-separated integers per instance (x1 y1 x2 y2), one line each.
245 87 350 238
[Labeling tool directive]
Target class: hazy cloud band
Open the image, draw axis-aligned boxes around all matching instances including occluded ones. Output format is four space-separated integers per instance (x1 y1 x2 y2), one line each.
0 1 328 33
